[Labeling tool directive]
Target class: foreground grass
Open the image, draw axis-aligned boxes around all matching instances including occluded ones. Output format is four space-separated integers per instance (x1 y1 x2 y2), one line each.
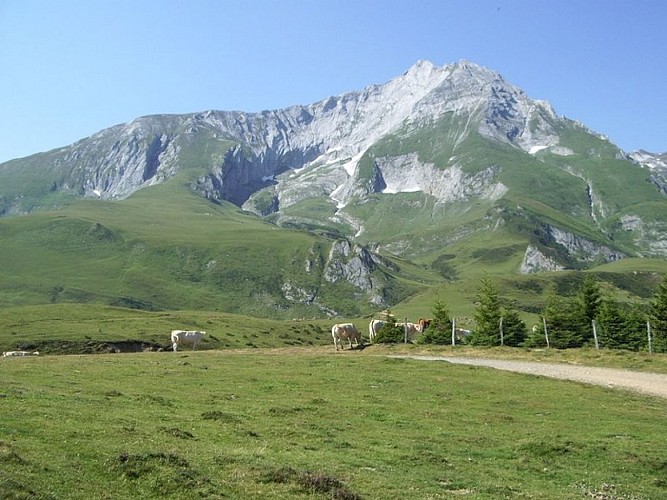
1 350 665 499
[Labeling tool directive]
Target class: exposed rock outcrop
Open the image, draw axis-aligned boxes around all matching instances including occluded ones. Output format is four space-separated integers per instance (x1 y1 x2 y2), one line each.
324 240 386 306
520 245 564 274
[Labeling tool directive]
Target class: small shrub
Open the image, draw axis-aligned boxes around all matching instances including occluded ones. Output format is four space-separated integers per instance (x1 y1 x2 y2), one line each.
374 317 408 344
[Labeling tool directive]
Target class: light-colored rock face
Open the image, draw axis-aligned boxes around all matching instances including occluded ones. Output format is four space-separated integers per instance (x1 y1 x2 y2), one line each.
26 59 568 209
374 154 508 204
519 224 628 274
520 245 564 274
629 150 667 171
546 226 625 263
629 150 667 195
323 240 386 306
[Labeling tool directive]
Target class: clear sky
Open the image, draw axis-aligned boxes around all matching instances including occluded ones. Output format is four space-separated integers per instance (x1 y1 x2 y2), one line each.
1 0 665 163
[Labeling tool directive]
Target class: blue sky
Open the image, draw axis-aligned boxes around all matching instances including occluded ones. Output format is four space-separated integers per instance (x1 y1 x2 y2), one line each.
1 0 665 163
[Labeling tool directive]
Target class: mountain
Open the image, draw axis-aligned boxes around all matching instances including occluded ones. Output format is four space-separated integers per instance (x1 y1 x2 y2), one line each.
1 60 666 316
629 150 667 195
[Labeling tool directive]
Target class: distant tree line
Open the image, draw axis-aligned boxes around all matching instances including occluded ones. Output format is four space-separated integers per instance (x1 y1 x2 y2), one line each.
407 274 667 353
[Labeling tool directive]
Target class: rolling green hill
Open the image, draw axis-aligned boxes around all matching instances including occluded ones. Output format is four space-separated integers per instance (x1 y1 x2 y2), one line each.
0 178 419 319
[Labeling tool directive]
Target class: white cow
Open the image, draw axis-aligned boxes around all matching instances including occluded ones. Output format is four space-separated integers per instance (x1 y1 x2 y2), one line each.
331 323 362 351
3 351 40 357
171 330 206 352
397 322 422 341
369 319 385 343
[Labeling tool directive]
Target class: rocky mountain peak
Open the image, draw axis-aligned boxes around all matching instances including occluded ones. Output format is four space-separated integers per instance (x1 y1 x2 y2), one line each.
403 59 437 76
0 59 570 216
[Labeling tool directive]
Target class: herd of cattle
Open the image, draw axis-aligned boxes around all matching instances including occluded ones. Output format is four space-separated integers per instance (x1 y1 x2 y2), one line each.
171 320 432 353
3 320 433 356
170 320 432 353
331 318 431 350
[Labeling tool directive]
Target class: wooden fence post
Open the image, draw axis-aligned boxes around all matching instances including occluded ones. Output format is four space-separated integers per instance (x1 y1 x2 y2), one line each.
592 319 599 350
647 320 653 354
542 316 550 349
499 316 504 347
404 317 408 344
451 318 456 346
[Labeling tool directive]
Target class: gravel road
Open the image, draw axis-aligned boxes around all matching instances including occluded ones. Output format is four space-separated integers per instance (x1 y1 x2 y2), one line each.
390 356 667 399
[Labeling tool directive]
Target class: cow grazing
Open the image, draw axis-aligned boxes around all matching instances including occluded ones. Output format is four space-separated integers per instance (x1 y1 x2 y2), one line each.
3 351 40 357
368 319 385 343
331 323 362 351
171 330 206 352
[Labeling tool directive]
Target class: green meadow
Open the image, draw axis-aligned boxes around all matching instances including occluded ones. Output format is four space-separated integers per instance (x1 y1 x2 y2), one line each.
2 125 667 498
1 348 666 499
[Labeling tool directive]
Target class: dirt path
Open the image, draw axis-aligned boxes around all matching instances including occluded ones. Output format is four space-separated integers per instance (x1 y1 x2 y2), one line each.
390 355 667 399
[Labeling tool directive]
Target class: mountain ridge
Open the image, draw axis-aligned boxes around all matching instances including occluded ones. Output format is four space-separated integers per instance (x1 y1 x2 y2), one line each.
1 59 666 294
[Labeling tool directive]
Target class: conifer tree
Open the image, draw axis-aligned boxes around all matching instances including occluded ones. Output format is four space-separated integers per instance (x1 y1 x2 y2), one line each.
499 307 527 347
374 314 405 344
596 298 626 349
622 306 649 351
419 298 453 345
542 284 586 348
470 278 502 346
650 275 667 353
579 274 601 324
595 298 646 351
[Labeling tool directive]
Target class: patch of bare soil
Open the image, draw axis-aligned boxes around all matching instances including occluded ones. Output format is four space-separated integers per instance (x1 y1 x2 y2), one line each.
391 356 667 399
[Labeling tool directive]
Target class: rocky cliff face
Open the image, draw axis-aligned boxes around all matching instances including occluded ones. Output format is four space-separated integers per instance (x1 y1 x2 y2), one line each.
1 60 565 206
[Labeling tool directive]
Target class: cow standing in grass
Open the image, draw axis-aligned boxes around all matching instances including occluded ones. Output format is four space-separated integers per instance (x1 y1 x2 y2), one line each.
171 330 206 352
331 323 362 351
400 322 423 340
369 319 385 343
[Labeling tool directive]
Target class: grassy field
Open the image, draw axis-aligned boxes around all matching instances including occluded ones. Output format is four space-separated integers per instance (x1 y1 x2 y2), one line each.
1 347 666 499
0 303 337 354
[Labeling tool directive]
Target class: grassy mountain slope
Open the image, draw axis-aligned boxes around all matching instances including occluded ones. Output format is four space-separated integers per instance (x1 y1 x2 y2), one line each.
325 122 636 275
0 175 417 318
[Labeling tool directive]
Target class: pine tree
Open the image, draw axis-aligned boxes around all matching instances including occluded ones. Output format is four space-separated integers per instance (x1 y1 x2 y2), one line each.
499 307 526 347
419 298 453 345
574 274 601 345
650 275 667 353
542 284 586 349
374 315 406 344
622 306 649 351
579 274 601 324
596 298 629 349
470 278 502 346
596 298 622 349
